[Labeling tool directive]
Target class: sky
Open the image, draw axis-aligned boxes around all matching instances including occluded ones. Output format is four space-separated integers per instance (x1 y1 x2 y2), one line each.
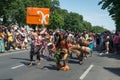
59 0 115 31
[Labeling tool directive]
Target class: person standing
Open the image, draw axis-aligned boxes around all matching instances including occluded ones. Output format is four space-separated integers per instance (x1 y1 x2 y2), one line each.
0 27 5 53
105 34 110 54
6 27 15 50
113 31 120 54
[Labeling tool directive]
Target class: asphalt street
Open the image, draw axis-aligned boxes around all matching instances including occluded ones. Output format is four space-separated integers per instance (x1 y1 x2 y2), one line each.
0 50 120 80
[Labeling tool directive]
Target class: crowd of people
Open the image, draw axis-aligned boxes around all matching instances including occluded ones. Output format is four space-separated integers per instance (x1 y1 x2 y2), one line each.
95 30 120 55
0 25 120 70
0 25 29 52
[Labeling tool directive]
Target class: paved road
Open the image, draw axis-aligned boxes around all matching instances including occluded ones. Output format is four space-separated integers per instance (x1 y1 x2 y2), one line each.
0 50 120 80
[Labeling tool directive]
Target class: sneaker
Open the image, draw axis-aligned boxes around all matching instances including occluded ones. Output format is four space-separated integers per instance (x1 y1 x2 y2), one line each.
15 48 20 50
105 52 109 54
99 53 103 55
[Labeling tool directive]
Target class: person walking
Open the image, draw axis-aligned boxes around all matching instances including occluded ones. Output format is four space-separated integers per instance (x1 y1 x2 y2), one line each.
29 31 41 66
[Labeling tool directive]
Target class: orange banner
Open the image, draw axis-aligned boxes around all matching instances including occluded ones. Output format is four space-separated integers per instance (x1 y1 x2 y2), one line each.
26 7 50 25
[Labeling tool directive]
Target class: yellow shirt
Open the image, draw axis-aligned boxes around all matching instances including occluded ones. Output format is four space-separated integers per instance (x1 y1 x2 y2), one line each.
0 32 3 39
7 32 13 42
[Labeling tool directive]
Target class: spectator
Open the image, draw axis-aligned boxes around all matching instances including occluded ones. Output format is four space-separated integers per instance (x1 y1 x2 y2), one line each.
6 27 15 50
0 27 5 53
99 33 105 53
96 34 100 51
105 34 110 54
113 31 120 54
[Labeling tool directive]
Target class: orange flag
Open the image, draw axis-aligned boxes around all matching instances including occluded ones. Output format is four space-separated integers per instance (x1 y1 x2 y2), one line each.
26 7 50 25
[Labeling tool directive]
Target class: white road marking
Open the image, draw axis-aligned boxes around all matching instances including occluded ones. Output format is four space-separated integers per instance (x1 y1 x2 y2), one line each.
11 64 24 69
80 64 94 80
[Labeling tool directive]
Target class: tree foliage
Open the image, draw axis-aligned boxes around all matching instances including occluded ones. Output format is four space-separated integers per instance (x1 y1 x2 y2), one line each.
92 26 107 33
98 0 120 30
49 10 64 29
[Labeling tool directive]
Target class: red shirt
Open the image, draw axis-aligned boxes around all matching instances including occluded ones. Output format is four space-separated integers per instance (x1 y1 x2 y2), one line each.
113 35 119 44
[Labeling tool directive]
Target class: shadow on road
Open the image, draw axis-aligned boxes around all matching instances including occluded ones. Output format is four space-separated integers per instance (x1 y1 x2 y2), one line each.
41 64 58 71
104 67 120 76
20 61 36 66
68 59 79 64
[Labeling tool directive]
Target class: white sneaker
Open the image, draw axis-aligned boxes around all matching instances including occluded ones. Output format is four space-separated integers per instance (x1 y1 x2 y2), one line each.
105 52 109 54
99 53 103 55
15 48 20 50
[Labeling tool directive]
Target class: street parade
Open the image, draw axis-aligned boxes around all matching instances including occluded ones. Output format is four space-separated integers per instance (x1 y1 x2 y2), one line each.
0 0 120 80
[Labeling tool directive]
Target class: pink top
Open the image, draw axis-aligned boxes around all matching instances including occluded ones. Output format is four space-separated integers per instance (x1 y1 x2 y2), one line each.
34 38 41 46
113 35 119 44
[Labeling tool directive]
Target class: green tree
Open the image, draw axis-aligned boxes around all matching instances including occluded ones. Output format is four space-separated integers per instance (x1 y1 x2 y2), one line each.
63 12 84 31
92 26 107 33
49 11 64 29
98 0 120 30
0 0 52 27
51 0 60 12
0 0 14 26
82 21 92 31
